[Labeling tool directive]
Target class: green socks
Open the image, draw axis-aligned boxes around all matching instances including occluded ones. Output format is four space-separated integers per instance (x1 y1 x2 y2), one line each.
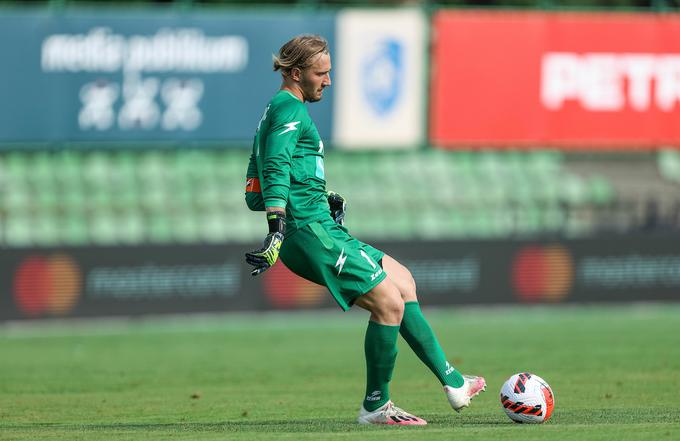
363 320 400 411
400 301 464 388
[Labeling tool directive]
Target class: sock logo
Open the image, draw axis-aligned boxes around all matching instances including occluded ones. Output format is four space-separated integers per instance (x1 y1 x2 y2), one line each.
366 390 382 401
445 361 455 376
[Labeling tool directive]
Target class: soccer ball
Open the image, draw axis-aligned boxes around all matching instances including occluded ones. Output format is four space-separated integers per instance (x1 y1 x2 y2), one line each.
500 373 555 424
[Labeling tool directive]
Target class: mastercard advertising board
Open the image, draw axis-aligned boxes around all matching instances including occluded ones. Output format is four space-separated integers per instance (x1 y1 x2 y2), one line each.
2 235 680 321
430 11 680 148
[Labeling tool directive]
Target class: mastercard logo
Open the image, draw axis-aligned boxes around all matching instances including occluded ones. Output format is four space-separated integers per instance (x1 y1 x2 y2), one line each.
511 245 574 302
263 261 326 308
13 255 82 317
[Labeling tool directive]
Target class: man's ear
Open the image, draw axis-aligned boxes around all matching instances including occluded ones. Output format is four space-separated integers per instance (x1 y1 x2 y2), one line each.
290 67 302 82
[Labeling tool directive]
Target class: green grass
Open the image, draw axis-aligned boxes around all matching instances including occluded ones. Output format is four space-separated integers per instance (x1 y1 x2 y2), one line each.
1 304 679 440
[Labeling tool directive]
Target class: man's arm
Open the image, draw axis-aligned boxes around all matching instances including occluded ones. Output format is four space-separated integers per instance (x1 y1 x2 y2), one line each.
260 102 303 211
246 101 302 276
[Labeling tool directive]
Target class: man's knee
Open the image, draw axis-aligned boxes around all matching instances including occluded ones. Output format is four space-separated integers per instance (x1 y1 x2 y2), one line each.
382 255 418 302
355 279 405 325
402 272 417 301
377 291 405 322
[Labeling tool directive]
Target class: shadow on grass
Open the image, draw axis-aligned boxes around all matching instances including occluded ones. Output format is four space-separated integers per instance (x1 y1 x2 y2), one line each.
0 416 505 433
3 409 677 433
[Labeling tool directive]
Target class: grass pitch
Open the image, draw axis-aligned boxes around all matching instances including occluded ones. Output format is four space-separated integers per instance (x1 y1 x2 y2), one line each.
1 304 679 440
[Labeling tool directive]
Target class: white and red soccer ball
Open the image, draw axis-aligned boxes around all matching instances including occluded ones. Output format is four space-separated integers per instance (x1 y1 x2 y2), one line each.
500 373 555 424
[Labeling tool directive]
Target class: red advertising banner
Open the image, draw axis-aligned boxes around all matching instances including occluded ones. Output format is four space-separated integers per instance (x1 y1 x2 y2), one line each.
430 11 680 148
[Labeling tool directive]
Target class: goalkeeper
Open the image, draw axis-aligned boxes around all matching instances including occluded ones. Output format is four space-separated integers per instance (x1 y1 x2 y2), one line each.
245 35 485 425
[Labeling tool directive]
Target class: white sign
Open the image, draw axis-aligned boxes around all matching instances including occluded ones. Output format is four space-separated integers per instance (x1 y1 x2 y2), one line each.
333 9 426 149
42 27 248 73
78 74 203 131
541 52 680 112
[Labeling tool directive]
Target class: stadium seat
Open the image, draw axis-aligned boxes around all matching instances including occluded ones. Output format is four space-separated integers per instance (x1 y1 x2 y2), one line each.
658 149 680 184
0 148 626 246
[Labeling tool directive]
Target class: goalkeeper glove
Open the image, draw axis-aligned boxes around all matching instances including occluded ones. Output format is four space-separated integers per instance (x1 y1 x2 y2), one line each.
327 191 346 225
245 211 285 276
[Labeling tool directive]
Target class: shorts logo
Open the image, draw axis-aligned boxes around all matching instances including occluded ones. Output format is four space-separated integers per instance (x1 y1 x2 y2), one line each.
360 250 377 269
335 248 348 276
360 250 382 281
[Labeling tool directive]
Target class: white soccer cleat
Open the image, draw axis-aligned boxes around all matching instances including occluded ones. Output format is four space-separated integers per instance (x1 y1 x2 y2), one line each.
357 400 427 425
444 374 487 412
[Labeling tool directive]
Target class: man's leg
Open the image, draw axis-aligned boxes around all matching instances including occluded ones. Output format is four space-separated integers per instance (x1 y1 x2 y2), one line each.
382 255 486 411
354 278 426 425
353 278 402 412
382 256 464 387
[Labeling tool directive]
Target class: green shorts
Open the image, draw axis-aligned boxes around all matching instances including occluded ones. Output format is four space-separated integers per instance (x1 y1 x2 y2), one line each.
279 218 387 311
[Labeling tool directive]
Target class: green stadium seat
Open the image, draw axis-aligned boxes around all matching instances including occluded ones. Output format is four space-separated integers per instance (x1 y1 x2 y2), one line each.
588 176 615 206
200 211 230 243
172 213 199 244
82 152 112 188
59 214 90 246
147 214 173 244
514 204 542 236
658 149 680 184
89 212 119 245
561 174 589 205
117 211 146 245
89 187 114 211
416 209 451 240
3 213 34 247
30 152 56 187
32 216 60 246
4 184 31 212
4 152 30 181
541 204 565 233
52 151 82 187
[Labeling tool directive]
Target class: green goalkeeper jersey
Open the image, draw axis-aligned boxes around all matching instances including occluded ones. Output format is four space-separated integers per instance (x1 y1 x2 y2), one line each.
245 90 329 236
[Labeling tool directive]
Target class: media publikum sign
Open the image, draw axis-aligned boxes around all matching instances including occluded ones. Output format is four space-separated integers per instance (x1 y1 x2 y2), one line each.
430 11 680 148
0 9 334 143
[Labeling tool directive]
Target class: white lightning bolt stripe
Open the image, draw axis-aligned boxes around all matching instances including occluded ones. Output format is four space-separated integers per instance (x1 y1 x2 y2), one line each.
335 248 347 276
278 121 300 136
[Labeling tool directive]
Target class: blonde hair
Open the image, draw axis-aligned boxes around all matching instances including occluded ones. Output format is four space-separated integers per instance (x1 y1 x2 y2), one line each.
273 35 329 76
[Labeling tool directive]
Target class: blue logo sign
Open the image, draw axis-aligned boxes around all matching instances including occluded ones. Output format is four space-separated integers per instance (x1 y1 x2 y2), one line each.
361 38 403 117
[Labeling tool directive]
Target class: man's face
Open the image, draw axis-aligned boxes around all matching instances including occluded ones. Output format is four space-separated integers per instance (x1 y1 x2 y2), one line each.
298 53 331 103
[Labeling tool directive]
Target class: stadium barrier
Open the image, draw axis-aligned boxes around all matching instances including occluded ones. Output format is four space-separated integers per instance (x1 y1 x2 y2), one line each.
2 233 679 321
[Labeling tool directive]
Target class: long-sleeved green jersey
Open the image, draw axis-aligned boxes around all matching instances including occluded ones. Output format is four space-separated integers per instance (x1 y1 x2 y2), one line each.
245 90 329 236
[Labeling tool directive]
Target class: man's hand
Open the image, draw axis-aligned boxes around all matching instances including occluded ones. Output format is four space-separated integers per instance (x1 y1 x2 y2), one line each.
245 232 284 276
327 191 346 225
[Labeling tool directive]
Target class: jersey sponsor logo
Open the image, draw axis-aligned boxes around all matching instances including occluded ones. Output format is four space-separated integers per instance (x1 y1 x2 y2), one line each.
335 248 348 276
278 121 300 135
